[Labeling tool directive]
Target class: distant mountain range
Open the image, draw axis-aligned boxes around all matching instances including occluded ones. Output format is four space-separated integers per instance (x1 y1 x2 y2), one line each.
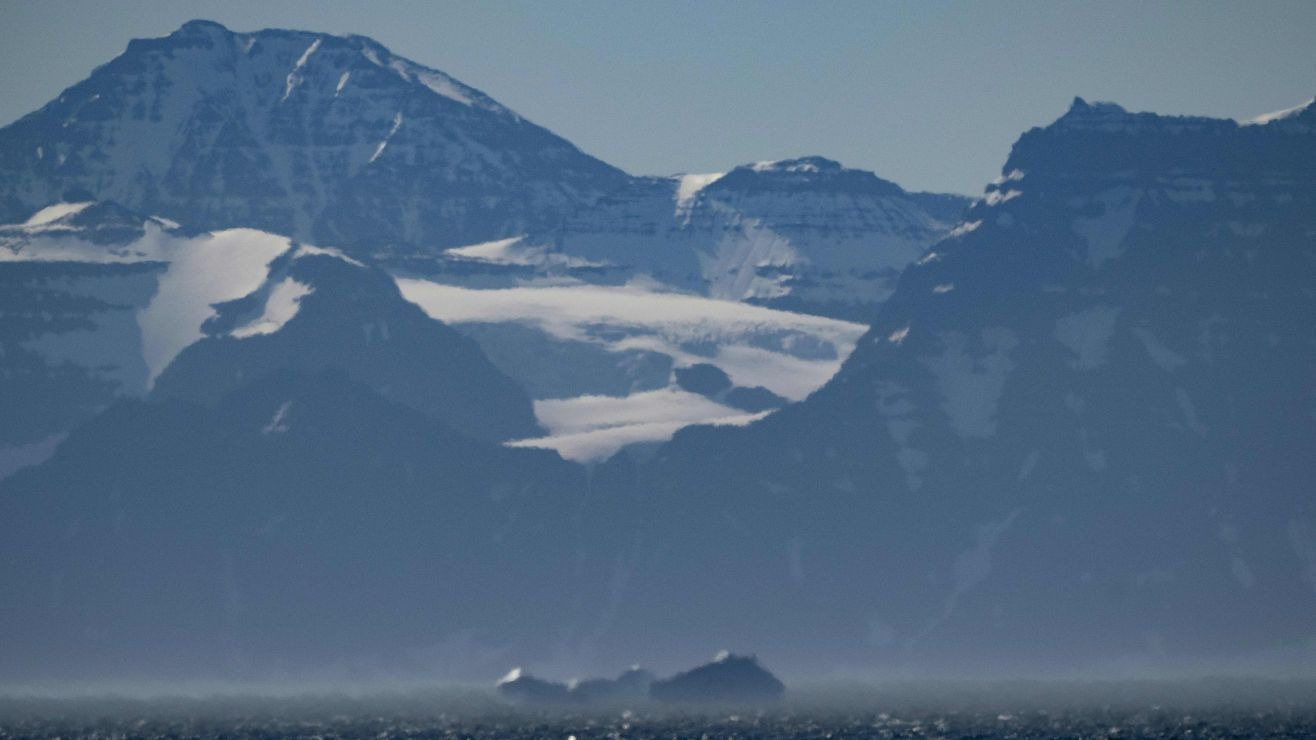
1 20 1313 681
0 19 967 319
433 156 968 320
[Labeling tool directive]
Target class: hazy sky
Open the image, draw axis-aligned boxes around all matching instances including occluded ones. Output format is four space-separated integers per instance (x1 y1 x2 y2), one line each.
1 0 1312 194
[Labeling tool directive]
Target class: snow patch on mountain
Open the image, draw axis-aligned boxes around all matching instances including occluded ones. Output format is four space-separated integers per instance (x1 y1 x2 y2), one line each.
353 37 498 111
1242 97 1315 126
377 51 496 111
136 229 294 381
698 221 800 302
293 243 364 267
444 236 607 269
510 405 770 463
533 387 748 437
1072 188 1141 267
751 159 827 173
397 277 864 458
674 172 724 215
512 386 772 461
946 220 981 239
412 68 477 108
261 401 293 435
370 111 404 163
2 232 160 262
921 328 1019 438
0 434 64 483
231 278 314 339
24 202 94 227
1 205 357 386
984 189 1022 207
281 37 321 101
396 278 864 400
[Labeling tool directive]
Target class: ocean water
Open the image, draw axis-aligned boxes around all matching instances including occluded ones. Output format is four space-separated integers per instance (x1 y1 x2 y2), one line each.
3 682 1314 739
3 708 1316 738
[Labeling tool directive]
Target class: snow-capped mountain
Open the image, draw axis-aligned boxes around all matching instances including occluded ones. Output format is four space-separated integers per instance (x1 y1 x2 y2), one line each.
0 201 539 452
0 20 628 254
4 17 1314 681
153 255 544 444
0 20 976 460
0 19 968 457
0 19 968 308
433 156 969 321
573 97 1316 674
0 196 864 462
8 96 1313 679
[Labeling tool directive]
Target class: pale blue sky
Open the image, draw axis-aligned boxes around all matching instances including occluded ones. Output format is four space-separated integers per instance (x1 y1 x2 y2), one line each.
1 0 1312 194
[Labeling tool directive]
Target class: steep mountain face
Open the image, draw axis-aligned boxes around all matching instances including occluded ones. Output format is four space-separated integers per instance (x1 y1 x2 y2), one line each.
153 249 541 443
434 157 970 321
0 369 588 679
0 20 629 254
578 98 1316 674
0 202 539 451
1 203 287 450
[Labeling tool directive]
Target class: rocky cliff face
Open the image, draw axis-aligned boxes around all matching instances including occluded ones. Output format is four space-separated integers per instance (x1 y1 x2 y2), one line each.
0 20 629 254
581 98 1316 673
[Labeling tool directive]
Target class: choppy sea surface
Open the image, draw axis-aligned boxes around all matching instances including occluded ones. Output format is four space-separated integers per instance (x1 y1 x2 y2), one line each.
2 681 1314 738
4 710 1316 739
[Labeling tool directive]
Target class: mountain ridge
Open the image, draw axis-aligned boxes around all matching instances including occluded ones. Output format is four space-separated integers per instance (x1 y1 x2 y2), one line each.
576 94 1316 672
0 19 630 253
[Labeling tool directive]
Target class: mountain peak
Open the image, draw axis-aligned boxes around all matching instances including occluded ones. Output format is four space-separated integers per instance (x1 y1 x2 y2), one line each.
1060 96 1130 121
0 20 629 250
1006 92 1315 180
147 21 503 114
175 18 230 34
167 18 234 44
707 156 906 199
749 156 843 174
